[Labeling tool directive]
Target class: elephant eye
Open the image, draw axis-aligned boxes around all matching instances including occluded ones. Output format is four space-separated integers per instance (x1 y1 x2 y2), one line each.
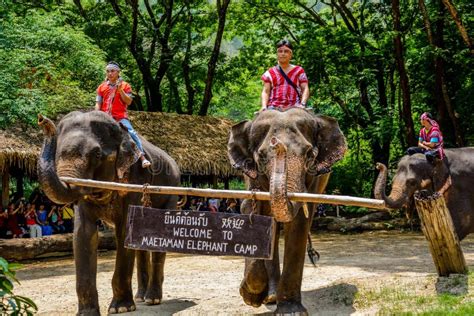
89 147 102 161
406 178 417 187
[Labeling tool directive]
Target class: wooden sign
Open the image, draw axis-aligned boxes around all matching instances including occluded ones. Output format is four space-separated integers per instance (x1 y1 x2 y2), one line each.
125 206 277 259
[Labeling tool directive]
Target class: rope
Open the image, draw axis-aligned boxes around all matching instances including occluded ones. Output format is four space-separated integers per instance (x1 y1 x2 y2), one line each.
141 183 152 208
250 189 258 225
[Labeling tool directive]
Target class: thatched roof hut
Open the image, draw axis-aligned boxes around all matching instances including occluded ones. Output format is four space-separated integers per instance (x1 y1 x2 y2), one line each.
0 111 239 179
0 125 42 177
129 111 238 177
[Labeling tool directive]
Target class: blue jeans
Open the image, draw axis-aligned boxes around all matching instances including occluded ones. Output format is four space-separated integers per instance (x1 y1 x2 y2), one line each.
119 119 145 154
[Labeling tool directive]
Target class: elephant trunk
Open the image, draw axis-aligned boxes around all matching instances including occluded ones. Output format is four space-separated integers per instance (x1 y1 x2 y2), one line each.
38 115 81 204
269 137 295 222
374 163 408 209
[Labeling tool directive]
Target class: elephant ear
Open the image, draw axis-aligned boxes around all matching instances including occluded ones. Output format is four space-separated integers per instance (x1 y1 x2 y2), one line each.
312 115 347 174
228 120 257 179
116 123 141 179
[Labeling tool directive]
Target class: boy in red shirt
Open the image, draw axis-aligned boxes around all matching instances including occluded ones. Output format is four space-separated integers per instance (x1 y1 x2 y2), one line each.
95 61 151 168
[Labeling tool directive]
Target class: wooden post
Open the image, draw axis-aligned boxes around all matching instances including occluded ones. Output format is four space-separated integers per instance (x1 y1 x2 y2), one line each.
2 167 9 208
414 190 467 276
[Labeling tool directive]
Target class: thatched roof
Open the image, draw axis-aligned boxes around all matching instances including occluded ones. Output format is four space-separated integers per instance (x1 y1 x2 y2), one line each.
129 111 238 177
0 111 240 178
0 125 42 177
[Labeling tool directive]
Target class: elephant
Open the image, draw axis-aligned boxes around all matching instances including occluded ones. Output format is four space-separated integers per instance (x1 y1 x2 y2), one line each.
374 148 474 241
227 107 346 314
38 111 180 315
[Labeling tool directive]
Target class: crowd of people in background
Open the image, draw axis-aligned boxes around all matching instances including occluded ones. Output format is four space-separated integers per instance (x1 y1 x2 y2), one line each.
1 189 244 239
182 197 241 214
0 189 74 239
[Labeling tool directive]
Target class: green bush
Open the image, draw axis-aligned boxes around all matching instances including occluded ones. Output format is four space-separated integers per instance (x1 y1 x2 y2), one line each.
0 257 37 315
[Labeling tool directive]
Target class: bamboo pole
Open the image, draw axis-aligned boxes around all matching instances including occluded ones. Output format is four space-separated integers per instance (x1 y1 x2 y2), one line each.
59 177 387 210
414 190 467 276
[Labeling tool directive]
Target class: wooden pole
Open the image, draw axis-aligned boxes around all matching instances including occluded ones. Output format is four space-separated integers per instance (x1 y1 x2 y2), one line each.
60 177 387 210
2 167 9 208
414 190 467 276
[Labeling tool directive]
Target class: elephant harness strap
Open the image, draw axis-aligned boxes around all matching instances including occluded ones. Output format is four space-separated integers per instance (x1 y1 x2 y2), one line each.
141 183 152 208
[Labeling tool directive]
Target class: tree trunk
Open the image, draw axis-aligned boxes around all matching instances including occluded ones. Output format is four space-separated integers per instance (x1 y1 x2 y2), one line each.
183 0 195 115
440 0 473 54
414 191 467 276
419 0 464 146
73 0 87 18
2 168 9 208
392 0 416 147
0 231 116 261
166 70 184 114
199 0 231 116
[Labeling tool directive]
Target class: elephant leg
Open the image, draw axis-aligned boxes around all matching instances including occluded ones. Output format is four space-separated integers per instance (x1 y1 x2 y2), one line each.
275 210 311 315
135 250 149 302
143 197 176 305
240 258 268 308
74 203 100 316
145 251 165 305
263 224 280 305
238 198 269 307
108 221 136 314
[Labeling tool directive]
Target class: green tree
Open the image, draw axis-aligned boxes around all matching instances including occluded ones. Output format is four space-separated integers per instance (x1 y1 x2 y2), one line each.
0 10 105 127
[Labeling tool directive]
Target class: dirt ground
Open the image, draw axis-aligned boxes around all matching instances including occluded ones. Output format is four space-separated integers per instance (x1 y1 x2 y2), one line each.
14 231 474 315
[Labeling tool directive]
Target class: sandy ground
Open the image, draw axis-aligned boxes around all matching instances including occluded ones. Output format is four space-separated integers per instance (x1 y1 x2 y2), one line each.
13 231 474 315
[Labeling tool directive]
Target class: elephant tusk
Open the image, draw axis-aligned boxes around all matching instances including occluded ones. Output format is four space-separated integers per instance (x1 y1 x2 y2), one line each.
303 203 309 219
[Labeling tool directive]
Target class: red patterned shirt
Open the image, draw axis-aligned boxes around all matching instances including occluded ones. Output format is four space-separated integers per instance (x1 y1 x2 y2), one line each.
96 80 133 121
419 126 445 159
261 65 308 108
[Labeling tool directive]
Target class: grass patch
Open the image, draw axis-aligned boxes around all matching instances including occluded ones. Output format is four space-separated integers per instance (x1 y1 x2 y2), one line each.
353 271 474 314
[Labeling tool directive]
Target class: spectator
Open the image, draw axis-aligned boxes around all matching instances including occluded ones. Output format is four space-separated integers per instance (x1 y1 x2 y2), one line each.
196 199 209 212
16 198 28 236
25 204 42 238
6 202 23 238
62 204 74 233
37 204 53 236
226 199 239 214
0 207 8 238
189 198 198 211
208 198 219 213
49 205 66 234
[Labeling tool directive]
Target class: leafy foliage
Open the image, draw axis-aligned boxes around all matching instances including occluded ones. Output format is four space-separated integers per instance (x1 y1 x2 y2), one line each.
0 257 37 315
0 10 105 128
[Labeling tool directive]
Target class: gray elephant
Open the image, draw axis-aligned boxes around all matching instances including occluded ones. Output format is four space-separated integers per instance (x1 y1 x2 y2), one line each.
38 111 180 315
227 107 346 314
374 148 474 240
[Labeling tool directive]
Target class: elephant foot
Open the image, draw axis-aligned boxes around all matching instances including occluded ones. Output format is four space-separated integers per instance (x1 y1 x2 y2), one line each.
134 288 146 303
144 287 163 305
263 293 277 305
239 279 268 308
274 301 308 316
77 308 100 316
108 298 136 314
263 282 278 305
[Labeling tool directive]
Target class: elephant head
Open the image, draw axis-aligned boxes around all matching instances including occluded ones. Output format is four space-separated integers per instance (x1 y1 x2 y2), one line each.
38 111 139 205
374 154 451 209
228 108 346 222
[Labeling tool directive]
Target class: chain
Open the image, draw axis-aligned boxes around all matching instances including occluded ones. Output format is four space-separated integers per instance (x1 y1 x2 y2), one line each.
141 183 152 208
249 189 258 224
